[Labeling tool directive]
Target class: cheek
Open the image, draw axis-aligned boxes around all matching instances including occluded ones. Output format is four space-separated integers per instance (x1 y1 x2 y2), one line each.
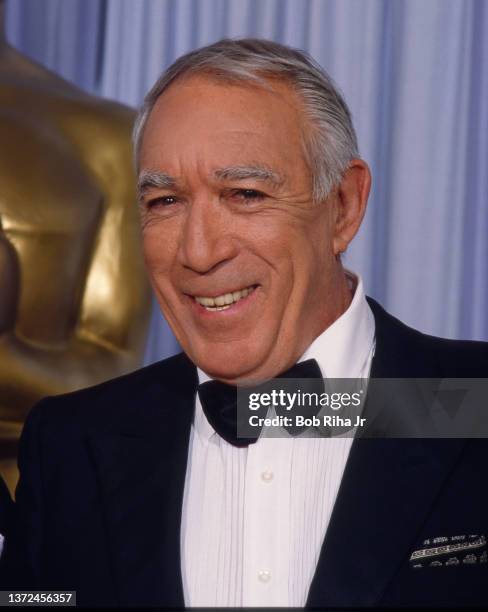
142 224 179 275
270 217 333 299
254 217 326 274
299 211 335 267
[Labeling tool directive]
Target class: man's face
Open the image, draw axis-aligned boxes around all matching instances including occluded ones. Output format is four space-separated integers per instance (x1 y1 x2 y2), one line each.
139 75 345 383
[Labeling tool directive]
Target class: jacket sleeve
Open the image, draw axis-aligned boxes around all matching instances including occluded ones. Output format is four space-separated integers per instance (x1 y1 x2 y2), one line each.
0 400 46 589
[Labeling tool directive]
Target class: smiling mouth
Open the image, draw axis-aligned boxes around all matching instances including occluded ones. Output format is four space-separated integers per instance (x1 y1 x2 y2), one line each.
192 285 258 311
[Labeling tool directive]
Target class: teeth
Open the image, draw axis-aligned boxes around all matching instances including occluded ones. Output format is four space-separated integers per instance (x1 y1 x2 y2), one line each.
194 286 255 310
198 297 215 307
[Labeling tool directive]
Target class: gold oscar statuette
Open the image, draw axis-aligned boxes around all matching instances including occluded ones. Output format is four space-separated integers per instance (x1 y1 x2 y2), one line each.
0 3 152 494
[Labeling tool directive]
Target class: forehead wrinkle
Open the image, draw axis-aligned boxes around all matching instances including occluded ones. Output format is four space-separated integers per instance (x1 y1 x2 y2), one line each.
213 164 285 188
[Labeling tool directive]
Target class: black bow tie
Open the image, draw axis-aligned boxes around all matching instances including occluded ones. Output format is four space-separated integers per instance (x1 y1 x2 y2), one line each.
198 359 323 447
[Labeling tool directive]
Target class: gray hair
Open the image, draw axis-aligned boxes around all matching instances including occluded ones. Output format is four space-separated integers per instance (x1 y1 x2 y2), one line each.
133 38 359 201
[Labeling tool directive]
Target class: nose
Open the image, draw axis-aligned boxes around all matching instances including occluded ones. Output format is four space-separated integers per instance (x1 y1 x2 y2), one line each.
178 196 238 274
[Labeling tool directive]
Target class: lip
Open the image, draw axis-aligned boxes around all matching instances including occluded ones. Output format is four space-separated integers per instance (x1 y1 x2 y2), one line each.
185 284 261 319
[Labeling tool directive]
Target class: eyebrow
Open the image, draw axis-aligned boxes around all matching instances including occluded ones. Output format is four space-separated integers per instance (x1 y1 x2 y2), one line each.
213 165 285 187
137 170 177 201
137 164 285 201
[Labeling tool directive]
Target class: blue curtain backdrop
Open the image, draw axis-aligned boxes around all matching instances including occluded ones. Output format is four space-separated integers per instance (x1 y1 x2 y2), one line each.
6 0 488 364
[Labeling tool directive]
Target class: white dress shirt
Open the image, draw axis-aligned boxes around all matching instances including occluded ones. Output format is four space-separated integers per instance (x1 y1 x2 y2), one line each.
180 271 376 607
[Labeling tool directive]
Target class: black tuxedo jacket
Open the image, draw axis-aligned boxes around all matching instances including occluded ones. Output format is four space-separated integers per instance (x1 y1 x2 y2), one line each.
0 476 12 548
1 297 487 607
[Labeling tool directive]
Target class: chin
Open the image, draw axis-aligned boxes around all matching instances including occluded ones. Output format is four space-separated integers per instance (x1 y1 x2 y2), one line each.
190 338 268 383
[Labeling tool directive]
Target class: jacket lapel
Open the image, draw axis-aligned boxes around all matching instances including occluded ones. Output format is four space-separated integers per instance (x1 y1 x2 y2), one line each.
306 298 467 607
88 354 198 607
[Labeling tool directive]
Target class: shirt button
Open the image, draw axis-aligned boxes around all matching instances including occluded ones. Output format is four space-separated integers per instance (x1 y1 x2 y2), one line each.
258 569 271 583
261 470 274 482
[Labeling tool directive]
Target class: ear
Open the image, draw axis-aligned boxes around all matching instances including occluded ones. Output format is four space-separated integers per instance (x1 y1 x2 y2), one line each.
332 159 371 256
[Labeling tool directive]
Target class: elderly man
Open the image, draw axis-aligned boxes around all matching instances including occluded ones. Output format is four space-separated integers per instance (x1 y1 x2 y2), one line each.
1 39 487 608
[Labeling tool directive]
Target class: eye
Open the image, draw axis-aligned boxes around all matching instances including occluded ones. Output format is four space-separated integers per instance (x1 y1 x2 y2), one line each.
229 188 266 203
146 195 179 208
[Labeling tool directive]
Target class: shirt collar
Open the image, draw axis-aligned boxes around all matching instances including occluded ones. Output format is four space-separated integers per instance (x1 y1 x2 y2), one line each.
194 270 375 443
